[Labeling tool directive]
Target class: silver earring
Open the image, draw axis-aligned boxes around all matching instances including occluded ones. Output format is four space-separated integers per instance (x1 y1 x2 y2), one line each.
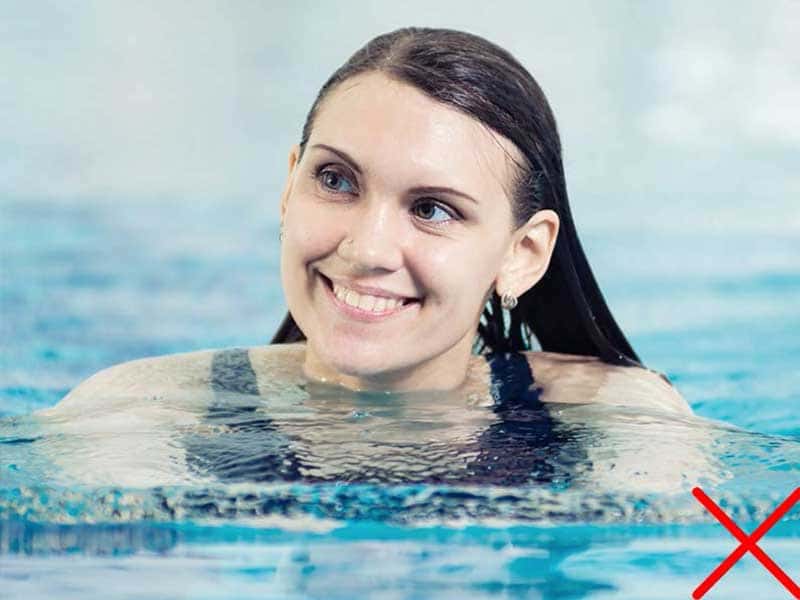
501 291 517 310
279 225 284 242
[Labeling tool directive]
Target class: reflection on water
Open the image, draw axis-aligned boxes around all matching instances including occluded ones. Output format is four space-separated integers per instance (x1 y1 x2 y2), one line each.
1 348 798 527
1 348 799 599
181 348 580 487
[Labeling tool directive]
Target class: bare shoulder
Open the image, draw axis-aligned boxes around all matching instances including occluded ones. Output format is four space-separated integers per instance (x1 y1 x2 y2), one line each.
247 342 305 369
46 344 305 414
45 348 219 413
524 351 692 415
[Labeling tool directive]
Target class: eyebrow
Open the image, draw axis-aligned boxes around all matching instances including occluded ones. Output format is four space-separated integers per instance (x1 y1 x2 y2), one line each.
310 143 479 205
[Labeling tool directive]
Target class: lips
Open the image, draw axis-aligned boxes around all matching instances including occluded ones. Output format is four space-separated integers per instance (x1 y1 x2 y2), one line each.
332 282 407 311
318 273 420 320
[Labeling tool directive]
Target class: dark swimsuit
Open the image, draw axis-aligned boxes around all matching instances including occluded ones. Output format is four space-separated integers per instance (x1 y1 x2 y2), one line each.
184 348 573 486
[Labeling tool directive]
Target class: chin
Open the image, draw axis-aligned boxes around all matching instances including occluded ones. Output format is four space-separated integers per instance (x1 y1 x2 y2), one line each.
328 350 396 378
319 338 410 380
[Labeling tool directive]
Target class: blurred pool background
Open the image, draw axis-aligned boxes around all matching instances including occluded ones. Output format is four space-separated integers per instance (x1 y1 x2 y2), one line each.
1 2 798 598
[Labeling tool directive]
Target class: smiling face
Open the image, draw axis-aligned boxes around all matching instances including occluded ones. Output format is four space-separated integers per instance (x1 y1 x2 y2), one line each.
279 71 547 392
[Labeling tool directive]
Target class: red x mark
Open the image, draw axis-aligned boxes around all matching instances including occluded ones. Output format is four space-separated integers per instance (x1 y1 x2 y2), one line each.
692 486 800 598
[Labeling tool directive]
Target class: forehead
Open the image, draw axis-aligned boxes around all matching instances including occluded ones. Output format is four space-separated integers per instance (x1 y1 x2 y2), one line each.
308 71 521 203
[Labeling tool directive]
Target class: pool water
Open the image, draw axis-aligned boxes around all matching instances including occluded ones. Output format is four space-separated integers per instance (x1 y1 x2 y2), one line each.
1 200 799 599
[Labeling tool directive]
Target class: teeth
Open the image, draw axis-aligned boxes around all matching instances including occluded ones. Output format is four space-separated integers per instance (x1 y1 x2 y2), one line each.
358 294 376 311
344 290 359 307
331 282 408 313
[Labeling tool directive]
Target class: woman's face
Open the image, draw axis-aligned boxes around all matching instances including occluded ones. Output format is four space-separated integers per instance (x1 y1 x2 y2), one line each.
279 71 526 391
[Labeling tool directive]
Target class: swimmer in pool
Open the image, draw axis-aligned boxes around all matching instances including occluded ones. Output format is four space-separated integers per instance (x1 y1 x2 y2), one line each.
273 25 687 408
41 27 706 490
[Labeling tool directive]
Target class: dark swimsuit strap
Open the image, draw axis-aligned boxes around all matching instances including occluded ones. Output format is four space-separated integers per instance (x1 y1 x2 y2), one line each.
465 352 572 486
185 348 303 482
484 351 541 405
209 348 260 396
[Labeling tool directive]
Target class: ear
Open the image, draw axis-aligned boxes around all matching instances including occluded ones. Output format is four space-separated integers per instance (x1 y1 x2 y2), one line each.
279 144 301 224
495 209 560 298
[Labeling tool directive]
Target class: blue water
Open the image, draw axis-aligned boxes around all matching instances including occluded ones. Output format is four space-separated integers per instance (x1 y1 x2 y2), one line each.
1 200 799 599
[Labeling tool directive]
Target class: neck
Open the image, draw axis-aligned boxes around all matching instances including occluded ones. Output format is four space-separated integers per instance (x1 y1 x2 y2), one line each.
301 334 476 393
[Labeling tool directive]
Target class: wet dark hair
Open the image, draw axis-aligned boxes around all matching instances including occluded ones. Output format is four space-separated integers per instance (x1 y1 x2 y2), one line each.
271 27 641 367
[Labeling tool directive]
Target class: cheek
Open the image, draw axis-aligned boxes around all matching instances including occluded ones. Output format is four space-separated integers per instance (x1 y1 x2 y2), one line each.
416 240 499 304
280 201 339 309
284 199 342 263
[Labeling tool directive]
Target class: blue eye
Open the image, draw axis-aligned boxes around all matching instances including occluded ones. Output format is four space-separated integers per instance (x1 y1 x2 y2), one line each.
413 199 456 224
318 167 356 194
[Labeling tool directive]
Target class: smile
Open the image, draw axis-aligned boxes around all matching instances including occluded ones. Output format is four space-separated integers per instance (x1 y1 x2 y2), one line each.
319 273 421 321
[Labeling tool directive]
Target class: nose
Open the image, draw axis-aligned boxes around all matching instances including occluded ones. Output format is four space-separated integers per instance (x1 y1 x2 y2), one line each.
337 198 404 273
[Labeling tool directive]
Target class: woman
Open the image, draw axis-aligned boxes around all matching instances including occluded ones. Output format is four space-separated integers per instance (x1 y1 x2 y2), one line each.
269 26 686 408
44 27 694 488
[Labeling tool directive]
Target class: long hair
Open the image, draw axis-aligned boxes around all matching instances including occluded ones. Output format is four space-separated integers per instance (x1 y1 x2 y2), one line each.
270 27 640 367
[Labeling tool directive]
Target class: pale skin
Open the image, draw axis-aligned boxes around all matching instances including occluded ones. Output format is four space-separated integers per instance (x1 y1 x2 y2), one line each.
36 71 699 488
280 72 560 393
